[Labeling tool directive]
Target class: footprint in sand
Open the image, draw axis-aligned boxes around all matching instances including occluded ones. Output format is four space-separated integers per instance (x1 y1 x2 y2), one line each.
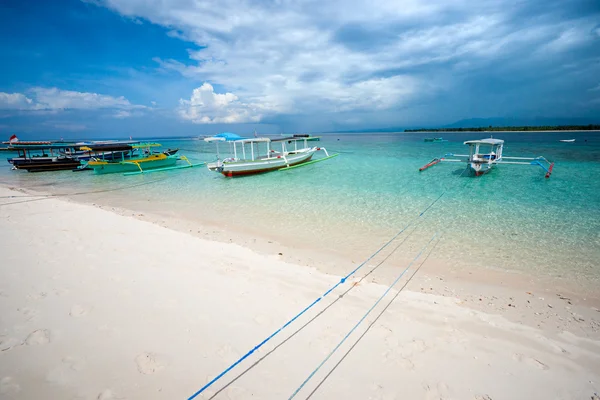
474 395 493 400
18 307 39 321
512 353 549 370
25 329 51 345
70 305 90 318
0 377 21 395
423 381 451 400
0 336 21 352
135 352 164 375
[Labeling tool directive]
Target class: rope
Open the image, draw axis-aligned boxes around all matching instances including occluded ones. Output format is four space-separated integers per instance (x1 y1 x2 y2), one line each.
288 233 437 399
187 169 469 400
0 176 170 207
206 225 419 399
305 237 441 399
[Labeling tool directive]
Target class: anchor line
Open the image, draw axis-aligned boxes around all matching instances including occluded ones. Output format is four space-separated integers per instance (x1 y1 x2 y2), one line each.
305 236 442 399
187 169 470 400
0 176 170 206
288 233 438 399
206 224 421 399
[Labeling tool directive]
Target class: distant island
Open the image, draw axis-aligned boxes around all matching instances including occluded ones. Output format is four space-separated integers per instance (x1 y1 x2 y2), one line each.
404 124 600 132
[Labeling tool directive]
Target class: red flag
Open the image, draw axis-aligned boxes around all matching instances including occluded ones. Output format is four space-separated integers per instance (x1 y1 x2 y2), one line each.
9 134 18 144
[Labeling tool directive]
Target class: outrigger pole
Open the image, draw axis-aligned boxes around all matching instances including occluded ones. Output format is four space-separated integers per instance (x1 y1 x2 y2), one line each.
123 156 205 176
419 153 555 178
278 148 339 171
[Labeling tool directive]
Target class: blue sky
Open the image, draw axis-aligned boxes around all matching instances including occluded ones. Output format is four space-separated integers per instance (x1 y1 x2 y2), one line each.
0 0 599 139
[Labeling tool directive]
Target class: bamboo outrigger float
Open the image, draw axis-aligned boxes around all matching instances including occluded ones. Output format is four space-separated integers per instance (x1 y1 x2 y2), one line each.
419 138 555 178
204 133 338 177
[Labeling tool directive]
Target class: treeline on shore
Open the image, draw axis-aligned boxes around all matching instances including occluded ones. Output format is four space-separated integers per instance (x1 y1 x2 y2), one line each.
405 124 600 132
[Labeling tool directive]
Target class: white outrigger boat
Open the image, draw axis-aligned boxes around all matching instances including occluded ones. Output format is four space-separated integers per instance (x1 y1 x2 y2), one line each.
420 138 555 178
204 133 338 177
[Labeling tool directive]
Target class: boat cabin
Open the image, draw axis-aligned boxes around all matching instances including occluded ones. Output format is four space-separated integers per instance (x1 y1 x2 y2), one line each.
464 138 504 164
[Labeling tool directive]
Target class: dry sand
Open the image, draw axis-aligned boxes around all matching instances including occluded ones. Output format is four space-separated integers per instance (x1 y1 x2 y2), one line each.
1 186 599 399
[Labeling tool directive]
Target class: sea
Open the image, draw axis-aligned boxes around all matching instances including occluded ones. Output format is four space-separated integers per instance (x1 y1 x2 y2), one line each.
2 131 599 290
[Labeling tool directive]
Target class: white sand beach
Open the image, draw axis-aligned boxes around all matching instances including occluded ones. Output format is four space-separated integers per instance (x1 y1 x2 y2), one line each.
1 185 599 400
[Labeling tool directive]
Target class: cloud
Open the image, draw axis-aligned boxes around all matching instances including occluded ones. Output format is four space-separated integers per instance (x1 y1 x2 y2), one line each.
87 0 600 126
113 110 132 118
31 87 138 110
0 92 35 110
178 83 266 123
0 87 143 112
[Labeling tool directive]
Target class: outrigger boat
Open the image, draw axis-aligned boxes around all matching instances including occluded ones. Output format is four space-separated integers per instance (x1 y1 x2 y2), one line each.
8 143 82 172
82 143 193 175
85 143 200 175
419 138 554 178
559 139 575 143
204 133 337 177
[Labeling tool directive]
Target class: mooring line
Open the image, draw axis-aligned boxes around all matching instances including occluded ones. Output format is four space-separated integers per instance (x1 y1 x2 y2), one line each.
187 171 468 400
207 224 419 399
305 237 442 399
288 233 438 399
0 175 171 207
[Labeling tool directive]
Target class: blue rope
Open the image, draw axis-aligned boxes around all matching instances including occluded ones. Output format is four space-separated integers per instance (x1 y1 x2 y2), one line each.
187 187 453 399
288 233 438 399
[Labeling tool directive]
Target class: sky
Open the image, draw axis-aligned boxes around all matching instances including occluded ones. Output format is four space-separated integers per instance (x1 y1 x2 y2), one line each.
0 0 599 139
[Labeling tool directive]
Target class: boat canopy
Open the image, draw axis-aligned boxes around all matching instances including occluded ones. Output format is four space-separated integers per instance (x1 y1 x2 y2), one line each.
204 133 246 142
464 138 504 146
80 144 133 152
8 143 78 150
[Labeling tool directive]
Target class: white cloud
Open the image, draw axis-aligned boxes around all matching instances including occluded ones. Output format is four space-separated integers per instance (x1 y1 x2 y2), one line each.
94 0 600 123
31 87 136 110
539 27 592 54
0 87 143 112
0 92 35 110
113 110 132 118
178 83 266 123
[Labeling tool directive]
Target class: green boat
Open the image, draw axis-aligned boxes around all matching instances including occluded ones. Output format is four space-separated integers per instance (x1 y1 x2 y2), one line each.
86 143 179 175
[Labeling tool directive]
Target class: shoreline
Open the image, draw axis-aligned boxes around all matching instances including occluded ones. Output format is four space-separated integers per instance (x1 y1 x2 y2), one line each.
3 183 600 331
3 182 599 303
1 185 600 399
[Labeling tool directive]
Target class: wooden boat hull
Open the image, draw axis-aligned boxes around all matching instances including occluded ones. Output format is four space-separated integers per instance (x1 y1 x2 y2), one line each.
88 154 178 175
14 158 82 172
208 149 315 177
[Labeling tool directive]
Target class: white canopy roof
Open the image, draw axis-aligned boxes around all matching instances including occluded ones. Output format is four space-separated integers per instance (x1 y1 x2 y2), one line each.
464 138 504 145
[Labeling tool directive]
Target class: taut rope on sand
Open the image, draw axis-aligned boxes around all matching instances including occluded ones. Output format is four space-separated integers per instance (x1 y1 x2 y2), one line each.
187 169 470 400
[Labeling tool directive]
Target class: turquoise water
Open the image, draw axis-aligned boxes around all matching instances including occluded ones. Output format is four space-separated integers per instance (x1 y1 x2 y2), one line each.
1 131 599 287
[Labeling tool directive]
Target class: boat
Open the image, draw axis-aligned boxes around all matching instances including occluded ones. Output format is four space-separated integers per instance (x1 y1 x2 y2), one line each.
293 134 321 141
419 137 555 178
8 143 82 172
559 139 575 143
85 143 176 174
204 133 337 177
424 137 446 142
85 143 200 175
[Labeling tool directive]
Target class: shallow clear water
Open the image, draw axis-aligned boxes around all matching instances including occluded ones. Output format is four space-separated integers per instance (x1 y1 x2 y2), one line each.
2 131 599 286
